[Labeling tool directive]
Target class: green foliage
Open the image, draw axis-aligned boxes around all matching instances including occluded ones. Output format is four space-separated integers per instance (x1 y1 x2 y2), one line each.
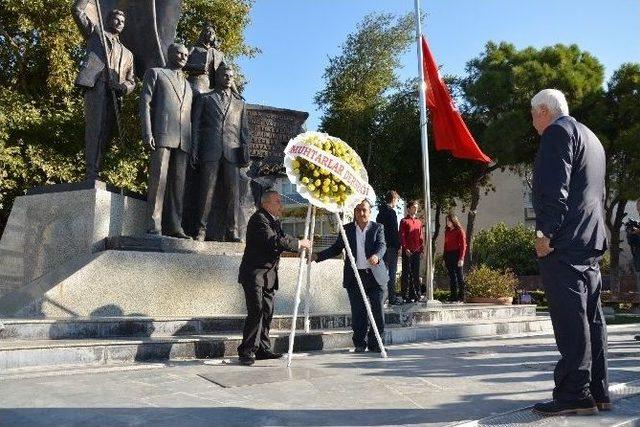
458 43 606 263
0 0 255 231
466 264 518 298
600 251 611 275
433 288 451 303
461 42 604 166
433 253 447 278
472 223 537 276
314 12 414 169
314 13 474 209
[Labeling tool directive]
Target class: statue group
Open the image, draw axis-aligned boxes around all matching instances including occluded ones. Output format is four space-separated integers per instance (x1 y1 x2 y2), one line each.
72 0 250 242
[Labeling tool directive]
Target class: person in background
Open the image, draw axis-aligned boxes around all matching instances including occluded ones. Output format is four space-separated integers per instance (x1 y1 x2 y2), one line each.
400 200 423 303
628 201 640 343
376 190 401 305
444 214 467 303
627 200 640 294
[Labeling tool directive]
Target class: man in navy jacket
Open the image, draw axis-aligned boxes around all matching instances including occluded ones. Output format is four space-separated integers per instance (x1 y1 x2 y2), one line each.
312 199 388 352
530 89 608 416
376 190 401 304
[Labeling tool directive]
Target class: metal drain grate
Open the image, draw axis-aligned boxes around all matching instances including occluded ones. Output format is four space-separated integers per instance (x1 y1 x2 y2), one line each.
454 379 640 427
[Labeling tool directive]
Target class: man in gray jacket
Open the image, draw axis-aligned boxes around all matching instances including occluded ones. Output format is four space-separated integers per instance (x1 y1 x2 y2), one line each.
191 63 250 242
530 89 609 416
140 43 193 238
72 0 135 180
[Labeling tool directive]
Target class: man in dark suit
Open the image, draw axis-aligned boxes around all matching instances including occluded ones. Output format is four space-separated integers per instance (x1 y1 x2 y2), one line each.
313 200 388 352
530 89 609 416
140 43 192 238
376 190 401 305
191 63 250 242
72 0 135 180
237 190 311 365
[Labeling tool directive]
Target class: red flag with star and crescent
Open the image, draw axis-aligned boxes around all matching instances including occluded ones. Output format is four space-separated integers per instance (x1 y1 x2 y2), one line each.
421 36 491 163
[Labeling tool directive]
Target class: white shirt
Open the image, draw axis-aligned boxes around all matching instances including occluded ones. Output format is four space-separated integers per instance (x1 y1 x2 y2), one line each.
355 221 371 269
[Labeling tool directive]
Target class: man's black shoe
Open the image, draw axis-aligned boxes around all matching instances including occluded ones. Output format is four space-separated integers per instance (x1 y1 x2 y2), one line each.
532 397 598 416
255 350 283 360
238 356 255 366
168 229 192 240
354 346 366 353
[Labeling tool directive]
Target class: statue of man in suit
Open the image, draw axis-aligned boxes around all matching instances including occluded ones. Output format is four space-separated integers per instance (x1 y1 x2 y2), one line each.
72 0 135 180
140 43 193 239
184 23 225 94
191 62 250 242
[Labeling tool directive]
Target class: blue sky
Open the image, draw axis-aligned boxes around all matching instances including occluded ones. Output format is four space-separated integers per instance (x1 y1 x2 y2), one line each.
237 0 640 131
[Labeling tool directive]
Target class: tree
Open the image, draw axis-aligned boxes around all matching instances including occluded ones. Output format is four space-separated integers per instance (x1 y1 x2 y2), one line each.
460 42 604 265
0 0 255 234
314 13 480 251
577 63 640 290
374 79 476 246
314 12 414 167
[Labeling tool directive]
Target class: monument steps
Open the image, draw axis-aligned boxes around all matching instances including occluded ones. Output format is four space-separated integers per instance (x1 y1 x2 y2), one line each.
0 304 538 341
0 312 552 372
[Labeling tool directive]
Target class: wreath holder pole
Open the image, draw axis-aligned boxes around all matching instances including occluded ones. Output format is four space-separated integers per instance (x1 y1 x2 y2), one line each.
303 206 317 333
286 204 313 367
335 212 387 359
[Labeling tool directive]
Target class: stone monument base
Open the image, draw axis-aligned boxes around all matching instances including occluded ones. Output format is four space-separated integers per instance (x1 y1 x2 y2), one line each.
14 248 347 318
0 183 347 317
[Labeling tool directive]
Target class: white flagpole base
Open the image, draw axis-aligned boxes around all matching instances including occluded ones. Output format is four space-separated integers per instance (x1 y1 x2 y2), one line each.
286 204 313 367
335 213 387 359
424 299 443 308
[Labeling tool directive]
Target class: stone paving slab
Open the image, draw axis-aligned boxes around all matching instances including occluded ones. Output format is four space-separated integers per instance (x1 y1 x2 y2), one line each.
0 325 638 426
198 366 336 388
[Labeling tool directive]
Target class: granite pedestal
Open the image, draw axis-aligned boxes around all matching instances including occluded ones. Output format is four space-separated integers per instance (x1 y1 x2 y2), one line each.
0 183 347 317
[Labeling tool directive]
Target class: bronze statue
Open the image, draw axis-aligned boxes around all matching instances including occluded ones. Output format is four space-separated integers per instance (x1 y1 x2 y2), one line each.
140 43 193 239
191 63 250 242
184 23 225 94
72 0 135 181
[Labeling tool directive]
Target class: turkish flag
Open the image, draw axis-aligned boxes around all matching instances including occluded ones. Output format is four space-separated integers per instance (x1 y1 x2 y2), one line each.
422 36 491 163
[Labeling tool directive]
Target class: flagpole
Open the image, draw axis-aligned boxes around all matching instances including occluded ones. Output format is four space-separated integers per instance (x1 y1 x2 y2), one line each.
414 0 439 306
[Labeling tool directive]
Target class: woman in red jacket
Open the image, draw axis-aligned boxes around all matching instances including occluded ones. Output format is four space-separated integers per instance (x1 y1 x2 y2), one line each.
444 214 467 303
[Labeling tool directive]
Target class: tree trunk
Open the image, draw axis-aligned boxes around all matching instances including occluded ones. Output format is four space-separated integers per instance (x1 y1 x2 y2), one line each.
432 202 442 251
609 199 628 293
465 181 481 268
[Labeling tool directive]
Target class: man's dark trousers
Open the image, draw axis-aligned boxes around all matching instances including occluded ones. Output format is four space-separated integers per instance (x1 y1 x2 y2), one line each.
346 269 384 350
237 281 275 357
538 252 609 402
383 247 399 303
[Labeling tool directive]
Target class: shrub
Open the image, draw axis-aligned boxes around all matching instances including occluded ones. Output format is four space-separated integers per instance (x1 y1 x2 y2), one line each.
433 253 448 278
600 251 611 275
433 288 451 302
473 223 538 276
466 265 519 298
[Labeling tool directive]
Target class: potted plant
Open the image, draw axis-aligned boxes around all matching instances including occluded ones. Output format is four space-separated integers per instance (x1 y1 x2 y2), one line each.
465 264 518 305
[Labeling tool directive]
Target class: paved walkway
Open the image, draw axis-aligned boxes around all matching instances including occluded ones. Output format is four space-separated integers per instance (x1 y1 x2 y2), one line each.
1 324 639 426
